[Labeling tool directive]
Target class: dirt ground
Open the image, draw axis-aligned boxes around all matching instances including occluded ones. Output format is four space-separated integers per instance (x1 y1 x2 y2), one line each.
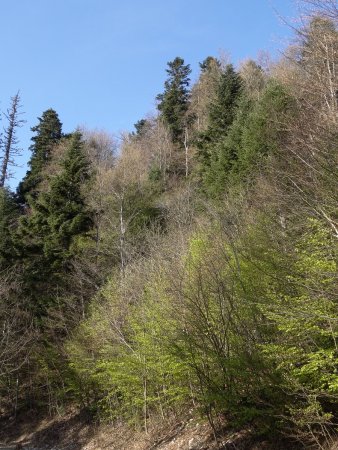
0 409 335 450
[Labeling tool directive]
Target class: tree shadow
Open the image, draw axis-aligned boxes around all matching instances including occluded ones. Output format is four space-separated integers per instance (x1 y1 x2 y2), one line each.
0 409 96 450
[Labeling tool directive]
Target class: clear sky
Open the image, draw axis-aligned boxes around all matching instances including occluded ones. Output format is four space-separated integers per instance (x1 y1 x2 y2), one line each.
1 0 296 188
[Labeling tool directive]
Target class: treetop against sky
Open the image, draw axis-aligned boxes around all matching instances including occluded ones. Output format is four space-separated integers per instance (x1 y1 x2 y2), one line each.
1 0 295 187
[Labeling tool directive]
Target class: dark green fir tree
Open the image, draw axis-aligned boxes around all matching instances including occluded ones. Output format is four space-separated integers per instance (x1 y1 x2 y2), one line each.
0 187 18 269
157 57 191 144
18 109 63 203
197 64 242 170
16 132 92 315
41 131 92 266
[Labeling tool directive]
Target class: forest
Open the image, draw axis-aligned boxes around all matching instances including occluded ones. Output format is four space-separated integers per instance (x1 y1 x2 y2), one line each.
0 1 338 448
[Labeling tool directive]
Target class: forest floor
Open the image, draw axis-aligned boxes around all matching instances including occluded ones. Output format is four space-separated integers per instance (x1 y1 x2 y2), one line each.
0 409 334 450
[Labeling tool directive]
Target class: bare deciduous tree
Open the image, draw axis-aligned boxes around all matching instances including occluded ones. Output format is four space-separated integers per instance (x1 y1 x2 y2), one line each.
0 92 25 187
270 8 338 238
299 0 338 23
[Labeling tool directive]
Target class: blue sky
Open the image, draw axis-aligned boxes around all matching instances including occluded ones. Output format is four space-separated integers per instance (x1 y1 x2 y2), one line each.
1 0 296 188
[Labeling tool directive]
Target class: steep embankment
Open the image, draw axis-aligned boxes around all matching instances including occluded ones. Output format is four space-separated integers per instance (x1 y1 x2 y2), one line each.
0 410 310 450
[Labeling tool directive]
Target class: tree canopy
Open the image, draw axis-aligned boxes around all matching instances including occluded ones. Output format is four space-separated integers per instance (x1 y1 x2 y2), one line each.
1 8 338 448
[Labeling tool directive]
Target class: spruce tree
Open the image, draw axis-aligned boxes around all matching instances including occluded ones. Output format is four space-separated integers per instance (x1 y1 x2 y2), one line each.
18 109 62 203
204 64 242 143
41 131 92 267
203 94 253 197
189 56 222 134
133 118 152 139
16 132 92 315
0 188 18 269
156 57 191 144
199 56 221 73
197 64 242 172
204 80 294 197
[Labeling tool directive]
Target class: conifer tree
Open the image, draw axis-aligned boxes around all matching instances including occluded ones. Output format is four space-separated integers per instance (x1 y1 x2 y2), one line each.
203 80 294 197
199 56 221 73
203 93 253 197
189 57 222 134
197 64 242 171
41 131 92 266
16 132 92 315
0 188 18 269
203 64 242 144
18 109 62 203
133 119 152 138
156 57 191 144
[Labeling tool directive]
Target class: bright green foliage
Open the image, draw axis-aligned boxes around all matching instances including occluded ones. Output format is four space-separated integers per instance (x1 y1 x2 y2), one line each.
66 207 338 440
174 231 283 427
259 218 338 432
228 212 338 438
67 274 192 424
171 215 337 435
3 14 338 445
157 57 191 144
18 109 62 203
